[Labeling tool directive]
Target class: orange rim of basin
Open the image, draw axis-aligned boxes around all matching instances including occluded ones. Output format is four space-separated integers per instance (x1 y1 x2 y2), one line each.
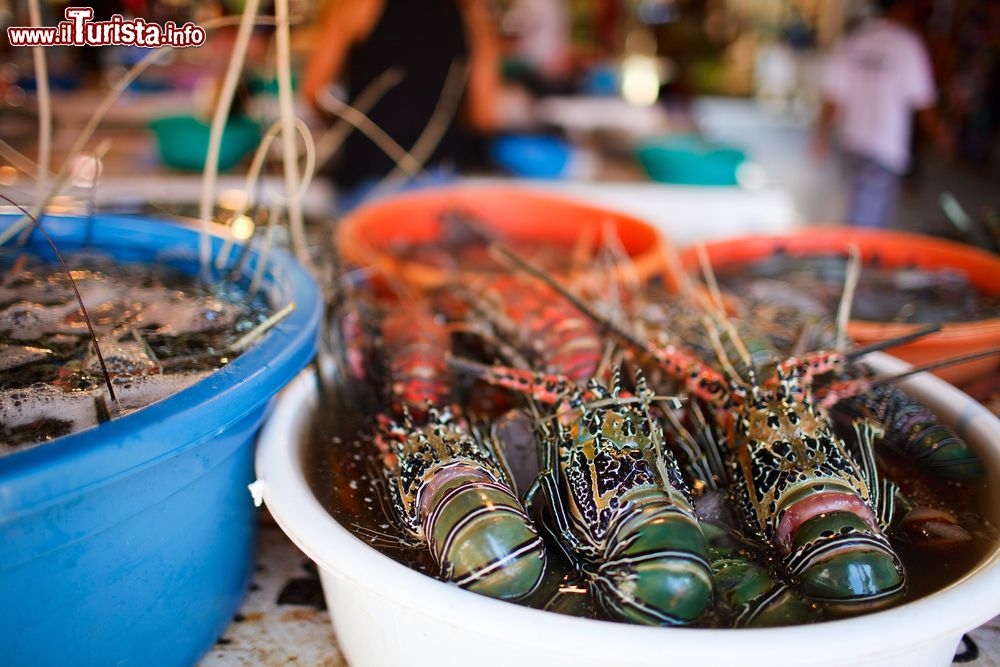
335 186 669 291
676 227 1000 385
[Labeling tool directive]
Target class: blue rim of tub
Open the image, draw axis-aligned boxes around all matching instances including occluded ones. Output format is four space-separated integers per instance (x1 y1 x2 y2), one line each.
0 212 321 520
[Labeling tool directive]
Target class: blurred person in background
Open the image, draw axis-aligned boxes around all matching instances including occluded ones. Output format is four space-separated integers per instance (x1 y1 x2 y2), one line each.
812 0 954 228
303 0 500 209
503 0 573 93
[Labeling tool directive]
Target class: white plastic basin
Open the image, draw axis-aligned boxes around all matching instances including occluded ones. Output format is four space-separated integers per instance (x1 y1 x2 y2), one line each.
255 353 1000 667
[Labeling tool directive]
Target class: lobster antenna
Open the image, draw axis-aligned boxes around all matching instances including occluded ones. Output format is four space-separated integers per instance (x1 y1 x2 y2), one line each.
2 254 27 285
660 400 721 489
568 222 599 281
274 0 310 268
845 323 942 360
197 0 261 278
689 245 733 341
490 243 653 355
634 369 676 494
662 240 699 300
701 315 743 385
598 247 623 326
790 317 817 357
594 340 618 384
317 88 422 178
694 242 754 373
0 139 44 180
445 319 534 371
835 246 862 352
314 67 404 167
247 202 282 298
716 313 755 381
28 0 51 203
380 264 417 303
226 301 296 354
695 243 727 316
369 58 468 196
868 347 1000 388
218 117 317 274
320 58 467 204
602 220 641 296
0 193 117 403
446 354 493 379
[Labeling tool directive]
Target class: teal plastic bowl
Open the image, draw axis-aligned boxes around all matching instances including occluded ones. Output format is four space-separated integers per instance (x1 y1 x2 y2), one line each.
636 134 745 186
149 114 261 171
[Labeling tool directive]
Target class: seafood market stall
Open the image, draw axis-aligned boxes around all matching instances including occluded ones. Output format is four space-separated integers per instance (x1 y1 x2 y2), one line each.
4 1 1000 665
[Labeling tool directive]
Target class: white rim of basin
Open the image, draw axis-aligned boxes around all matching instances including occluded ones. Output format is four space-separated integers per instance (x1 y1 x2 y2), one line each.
255 352 1000 665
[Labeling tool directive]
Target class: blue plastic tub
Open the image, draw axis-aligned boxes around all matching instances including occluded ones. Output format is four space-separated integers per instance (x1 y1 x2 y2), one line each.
490 135 573 179
0 213 321 667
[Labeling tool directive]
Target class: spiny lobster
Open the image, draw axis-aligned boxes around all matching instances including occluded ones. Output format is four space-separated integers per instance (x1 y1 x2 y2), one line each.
451 356 715 625
727 299 983 481
331 295 547 601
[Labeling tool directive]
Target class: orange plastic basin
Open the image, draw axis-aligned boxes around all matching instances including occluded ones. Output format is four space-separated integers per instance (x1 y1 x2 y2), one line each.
677 227 1000 385
335 186 668 291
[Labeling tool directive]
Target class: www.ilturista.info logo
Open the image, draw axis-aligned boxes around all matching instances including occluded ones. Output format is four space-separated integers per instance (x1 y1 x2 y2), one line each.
7 7 206 48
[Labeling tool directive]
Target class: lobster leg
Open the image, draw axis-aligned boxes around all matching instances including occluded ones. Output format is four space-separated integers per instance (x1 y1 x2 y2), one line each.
850 418 898 530
645 342 737 409
448 356 577 406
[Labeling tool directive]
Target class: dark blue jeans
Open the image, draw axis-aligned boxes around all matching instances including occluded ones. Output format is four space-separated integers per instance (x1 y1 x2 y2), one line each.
846 153 901 228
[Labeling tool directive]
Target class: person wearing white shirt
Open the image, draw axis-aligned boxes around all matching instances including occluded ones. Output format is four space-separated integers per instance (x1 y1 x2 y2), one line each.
812 0 954 228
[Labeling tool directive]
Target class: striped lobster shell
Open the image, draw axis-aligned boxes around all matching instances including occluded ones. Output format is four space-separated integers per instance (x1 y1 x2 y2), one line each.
378 412 546 600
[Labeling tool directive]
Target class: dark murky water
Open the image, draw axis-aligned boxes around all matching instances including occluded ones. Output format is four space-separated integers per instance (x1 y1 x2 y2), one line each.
305 386 995 628
715 253 1000 324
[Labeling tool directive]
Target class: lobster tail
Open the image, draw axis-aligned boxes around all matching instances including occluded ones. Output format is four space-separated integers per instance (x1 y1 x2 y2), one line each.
703 522 814 628
714 561 812 628
833 384 982 479
786 511 905 609
592 488 713 626
381 415 549 602
421 466 547 600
